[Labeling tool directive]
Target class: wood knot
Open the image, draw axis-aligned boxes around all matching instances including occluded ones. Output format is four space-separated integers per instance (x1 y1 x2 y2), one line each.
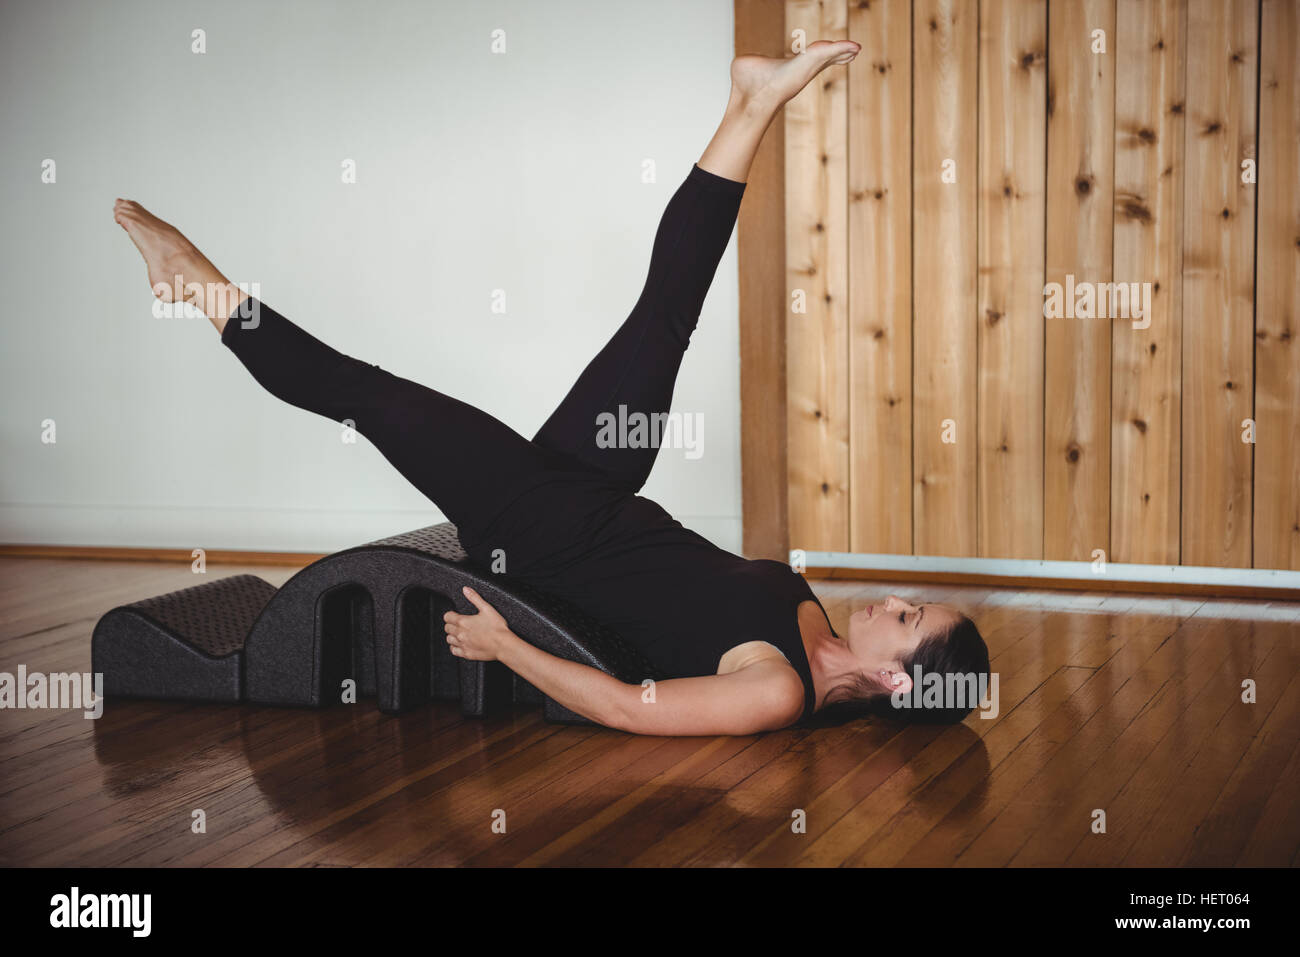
1118 196 1153 224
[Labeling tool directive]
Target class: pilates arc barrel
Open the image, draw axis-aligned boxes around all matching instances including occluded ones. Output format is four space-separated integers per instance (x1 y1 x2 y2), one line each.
91 522 664 725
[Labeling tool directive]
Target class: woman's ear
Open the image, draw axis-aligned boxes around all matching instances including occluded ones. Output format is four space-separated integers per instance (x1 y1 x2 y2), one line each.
884 668 913 696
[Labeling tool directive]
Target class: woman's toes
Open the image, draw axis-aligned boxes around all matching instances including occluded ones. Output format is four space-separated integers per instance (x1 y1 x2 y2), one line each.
832 44 860 64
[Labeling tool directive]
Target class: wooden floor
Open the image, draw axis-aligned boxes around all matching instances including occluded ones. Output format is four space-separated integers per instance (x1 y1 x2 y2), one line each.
1 555 1297 867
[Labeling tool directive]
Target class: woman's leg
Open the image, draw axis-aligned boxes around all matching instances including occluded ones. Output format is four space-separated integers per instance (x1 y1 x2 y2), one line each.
218 298 557 543
529 161 745 490
113 204 556 544
530 41 860 490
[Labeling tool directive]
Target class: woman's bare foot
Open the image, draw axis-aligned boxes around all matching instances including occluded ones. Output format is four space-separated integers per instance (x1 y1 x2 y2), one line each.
113 199 245 332
730 39 862 113
697 40 861 183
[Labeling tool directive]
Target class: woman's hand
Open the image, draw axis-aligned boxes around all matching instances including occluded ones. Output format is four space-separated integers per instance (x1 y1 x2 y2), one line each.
442 586 514 662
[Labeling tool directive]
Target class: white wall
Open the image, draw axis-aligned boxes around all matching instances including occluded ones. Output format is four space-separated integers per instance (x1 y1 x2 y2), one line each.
0 0 744 553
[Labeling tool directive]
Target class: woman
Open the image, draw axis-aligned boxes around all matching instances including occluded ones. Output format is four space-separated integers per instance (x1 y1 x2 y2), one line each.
114 40 989 735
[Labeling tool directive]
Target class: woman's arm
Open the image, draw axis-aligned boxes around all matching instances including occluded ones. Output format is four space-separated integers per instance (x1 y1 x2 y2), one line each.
444 587 806 735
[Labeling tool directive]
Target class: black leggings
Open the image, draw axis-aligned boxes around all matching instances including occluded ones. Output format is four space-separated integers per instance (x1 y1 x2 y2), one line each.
221 162 746 558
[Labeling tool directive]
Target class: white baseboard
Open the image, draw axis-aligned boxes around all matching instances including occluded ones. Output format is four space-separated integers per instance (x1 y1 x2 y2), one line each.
800 550 1300 591
0 504 743 556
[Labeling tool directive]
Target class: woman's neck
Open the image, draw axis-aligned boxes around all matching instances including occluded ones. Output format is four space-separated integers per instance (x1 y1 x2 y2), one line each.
797 600 859 711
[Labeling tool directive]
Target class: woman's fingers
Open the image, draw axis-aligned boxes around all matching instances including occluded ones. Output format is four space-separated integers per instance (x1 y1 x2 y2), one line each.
461 586 498 617
439 590 505 664
445 589 501 622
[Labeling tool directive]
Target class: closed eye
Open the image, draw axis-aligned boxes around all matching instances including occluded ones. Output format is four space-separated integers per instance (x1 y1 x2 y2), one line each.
898 611 906 623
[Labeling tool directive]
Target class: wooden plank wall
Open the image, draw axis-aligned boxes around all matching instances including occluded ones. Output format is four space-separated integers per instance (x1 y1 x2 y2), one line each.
848 0 913 554
1111 0 1185 566
785 0 851 552
1180 0 1257 567
737 0 791 561
1253 0 1300 569
755 0 1298 571
913 0 978 557
1044 0 1114 560
977 0 1047 559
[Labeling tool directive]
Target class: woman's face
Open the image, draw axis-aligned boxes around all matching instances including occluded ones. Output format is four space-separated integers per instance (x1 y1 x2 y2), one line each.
846 595 962 694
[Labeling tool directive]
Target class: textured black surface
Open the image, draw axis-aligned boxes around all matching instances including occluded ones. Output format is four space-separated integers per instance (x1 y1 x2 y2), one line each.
93 523 663 726
242 522 666 718
118 574 277 658
364 523 662 686
368 523 468 559
91 574 276 702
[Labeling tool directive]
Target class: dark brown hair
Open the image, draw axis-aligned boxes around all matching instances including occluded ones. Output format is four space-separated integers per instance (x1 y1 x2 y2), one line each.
806 613 991 727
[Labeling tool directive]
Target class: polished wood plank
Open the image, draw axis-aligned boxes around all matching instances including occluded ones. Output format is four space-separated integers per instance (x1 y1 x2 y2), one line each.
0 556 1296 866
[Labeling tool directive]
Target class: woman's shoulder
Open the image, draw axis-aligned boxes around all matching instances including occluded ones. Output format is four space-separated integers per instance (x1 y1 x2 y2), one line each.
717 639 793 674
715 642 809 726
